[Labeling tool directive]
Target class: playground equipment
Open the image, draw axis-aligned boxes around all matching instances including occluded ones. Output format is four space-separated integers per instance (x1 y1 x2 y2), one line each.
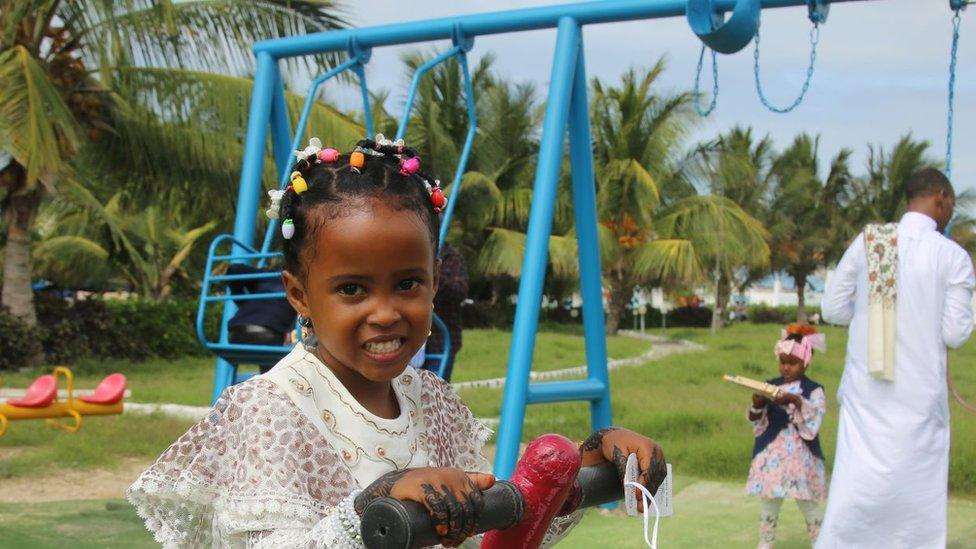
360 435 629 549
0 368 127 437
198 0 968 479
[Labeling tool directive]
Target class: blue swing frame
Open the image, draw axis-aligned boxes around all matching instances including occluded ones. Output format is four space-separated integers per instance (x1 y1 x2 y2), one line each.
198 0 879 480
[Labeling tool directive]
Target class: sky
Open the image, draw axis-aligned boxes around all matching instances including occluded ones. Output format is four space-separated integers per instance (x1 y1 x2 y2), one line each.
324 0 976 193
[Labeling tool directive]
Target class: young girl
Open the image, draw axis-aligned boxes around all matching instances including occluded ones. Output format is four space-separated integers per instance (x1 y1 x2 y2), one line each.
746 324 827 548
127 136 667 548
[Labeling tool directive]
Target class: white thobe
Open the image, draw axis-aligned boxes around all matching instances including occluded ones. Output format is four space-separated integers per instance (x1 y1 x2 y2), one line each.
817 212 975 548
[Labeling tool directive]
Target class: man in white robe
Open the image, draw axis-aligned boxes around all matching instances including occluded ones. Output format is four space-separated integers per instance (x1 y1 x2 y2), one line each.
817 169 974 548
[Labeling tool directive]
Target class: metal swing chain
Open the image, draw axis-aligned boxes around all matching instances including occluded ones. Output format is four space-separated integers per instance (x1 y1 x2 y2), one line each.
753 19 820 113
946 8 962 179
693 44 719 117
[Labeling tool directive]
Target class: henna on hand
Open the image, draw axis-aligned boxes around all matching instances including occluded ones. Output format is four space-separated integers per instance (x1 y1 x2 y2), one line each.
579 427 619 453
354 468 410 515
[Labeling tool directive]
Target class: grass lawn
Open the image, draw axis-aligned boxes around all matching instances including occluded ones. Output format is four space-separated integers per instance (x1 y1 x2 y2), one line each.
0 328 650 477
0 327 651 406
458 323 976 496
2 476 975 548
1 323 975 547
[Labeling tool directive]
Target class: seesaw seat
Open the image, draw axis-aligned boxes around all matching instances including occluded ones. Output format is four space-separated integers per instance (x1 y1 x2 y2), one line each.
6 375 57 408
80 373 127 405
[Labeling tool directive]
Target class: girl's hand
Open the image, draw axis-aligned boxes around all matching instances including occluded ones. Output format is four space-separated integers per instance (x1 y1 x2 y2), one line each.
578 427 667 511
752 393 768 408
774 393 802 409
354 467 495 547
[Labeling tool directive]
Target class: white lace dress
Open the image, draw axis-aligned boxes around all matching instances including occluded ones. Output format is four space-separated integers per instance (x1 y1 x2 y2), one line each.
127 346 581 548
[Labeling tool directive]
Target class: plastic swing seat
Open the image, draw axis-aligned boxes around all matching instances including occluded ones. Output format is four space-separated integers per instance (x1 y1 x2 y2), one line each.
6 374 57 408
79 373 127 405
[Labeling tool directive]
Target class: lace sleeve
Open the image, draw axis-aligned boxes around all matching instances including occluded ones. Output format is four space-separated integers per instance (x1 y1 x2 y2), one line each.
244 492 363 549
418 371 492 472
126 379 356 548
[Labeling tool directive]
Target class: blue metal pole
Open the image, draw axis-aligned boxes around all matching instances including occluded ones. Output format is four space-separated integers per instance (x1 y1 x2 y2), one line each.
494 16 581 480
233 51 277 253
567 42 613 434
353 63 374 137
253 0 872 58
396 46 463 141
438 51 478 249
211 52 278 404
270 69 293 185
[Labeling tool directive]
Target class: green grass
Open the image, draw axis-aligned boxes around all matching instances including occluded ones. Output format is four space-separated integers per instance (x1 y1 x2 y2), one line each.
1 323 974 494
459 323 976 496
2 477 975 548
450 328 650 382
0 412 193 480
0 328 649 477
0 328 650 404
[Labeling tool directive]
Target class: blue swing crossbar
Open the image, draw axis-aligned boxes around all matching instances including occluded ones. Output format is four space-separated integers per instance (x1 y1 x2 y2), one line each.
217 0 881 479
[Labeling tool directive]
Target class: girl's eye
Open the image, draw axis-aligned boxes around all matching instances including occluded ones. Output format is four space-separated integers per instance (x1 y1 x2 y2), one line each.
338 284 365 297
398 279 421 292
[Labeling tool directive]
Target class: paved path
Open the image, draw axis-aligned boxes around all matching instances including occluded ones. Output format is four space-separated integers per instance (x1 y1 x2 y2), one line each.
451 330 704 391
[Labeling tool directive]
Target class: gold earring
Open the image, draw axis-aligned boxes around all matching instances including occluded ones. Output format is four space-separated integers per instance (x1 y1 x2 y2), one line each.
427 330 432 337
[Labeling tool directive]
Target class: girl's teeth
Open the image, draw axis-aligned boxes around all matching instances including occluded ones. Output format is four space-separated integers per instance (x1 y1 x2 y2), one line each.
365 339 402 354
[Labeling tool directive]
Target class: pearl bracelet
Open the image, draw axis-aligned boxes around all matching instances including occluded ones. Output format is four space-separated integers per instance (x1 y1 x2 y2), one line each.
324 490 364 548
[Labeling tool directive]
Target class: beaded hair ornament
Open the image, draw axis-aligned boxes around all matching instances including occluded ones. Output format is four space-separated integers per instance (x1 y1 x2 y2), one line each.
265 135 447 239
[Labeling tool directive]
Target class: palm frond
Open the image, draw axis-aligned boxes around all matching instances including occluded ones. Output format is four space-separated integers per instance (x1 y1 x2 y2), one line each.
632 238 703 284
0 45 80 187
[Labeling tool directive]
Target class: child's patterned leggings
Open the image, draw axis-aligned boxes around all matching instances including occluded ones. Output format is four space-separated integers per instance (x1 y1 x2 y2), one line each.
758 497 823 548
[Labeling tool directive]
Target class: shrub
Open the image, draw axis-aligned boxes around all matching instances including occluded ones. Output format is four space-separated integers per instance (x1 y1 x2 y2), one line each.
665 306 713 328
0 308 43 371
28 295 218 363
747 304 822 325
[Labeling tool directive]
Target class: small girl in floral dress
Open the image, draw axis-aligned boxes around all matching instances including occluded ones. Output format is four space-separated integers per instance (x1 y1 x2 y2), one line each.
746 324 827 548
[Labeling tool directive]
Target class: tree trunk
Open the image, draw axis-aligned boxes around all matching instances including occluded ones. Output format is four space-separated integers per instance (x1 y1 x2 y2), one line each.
1 162 40 326
710 271 730 333
604 276 631 335
795 272 808 324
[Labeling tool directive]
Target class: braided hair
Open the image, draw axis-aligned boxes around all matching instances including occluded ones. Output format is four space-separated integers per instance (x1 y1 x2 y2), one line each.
278 139 441 280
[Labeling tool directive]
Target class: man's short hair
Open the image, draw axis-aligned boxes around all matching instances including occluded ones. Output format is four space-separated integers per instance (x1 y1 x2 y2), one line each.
905 168 954 202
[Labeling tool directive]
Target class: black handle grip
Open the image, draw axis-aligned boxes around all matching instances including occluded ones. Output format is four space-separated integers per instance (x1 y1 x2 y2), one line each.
360 479 524 549
360 462 621 549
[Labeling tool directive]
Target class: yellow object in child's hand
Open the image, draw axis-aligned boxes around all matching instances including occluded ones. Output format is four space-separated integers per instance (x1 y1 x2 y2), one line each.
722 374 781 398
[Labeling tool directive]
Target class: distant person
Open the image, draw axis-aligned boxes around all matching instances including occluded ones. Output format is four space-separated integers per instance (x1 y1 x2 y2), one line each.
746 324 828 548
226 263 297 373
817 168 975 547
424 243 469 380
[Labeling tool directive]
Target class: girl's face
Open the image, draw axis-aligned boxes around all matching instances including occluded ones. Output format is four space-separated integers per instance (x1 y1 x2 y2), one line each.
778 353 806 383
282 199 438 384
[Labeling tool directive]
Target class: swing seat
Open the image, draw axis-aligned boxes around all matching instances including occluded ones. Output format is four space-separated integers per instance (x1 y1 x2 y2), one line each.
6 375 57 408
79 373 127 405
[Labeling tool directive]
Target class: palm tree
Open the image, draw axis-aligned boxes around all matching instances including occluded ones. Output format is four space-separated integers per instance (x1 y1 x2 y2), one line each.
847 134 939 225
767 134 854 323
588 61 701 333
33 181 217 299
0 0 354 326
685 126 775 330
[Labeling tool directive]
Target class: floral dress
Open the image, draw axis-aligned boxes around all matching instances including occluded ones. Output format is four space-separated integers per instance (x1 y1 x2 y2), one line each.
746 380 827 501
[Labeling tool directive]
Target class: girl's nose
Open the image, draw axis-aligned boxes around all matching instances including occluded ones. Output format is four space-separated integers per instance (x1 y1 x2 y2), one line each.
367 299 402 327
